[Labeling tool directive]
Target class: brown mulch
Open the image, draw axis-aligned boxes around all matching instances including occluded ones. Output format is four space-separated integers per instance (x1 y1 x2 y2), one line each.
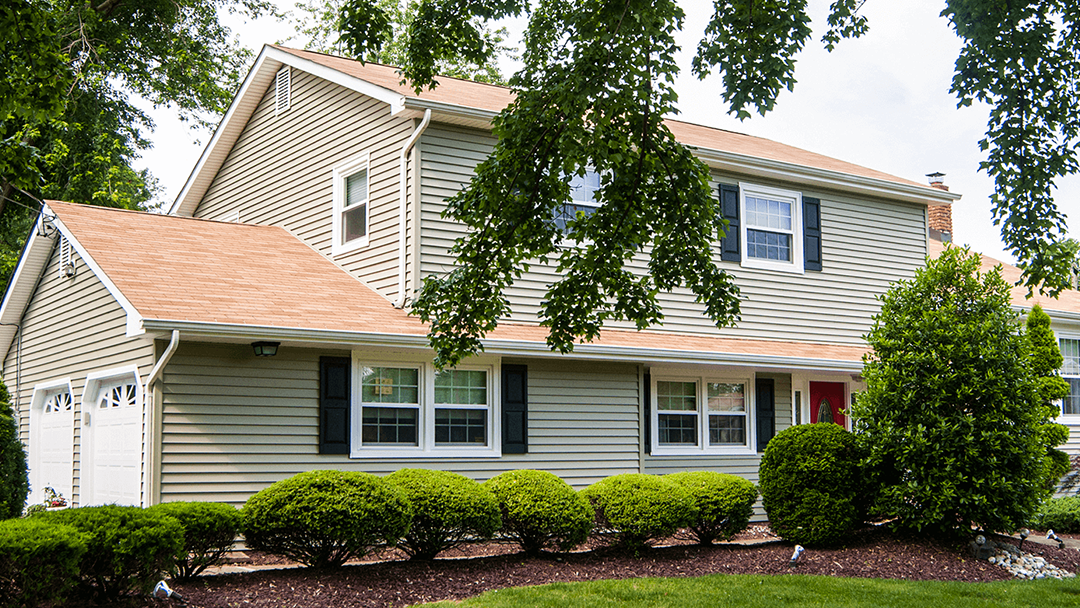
138 526 1080 608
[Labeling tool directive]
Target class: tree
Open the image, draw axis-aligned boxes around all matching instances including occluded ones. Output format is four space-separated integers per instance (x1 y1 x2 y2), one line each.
0 382 28 519
333 0 1080 367
1025 304 1072 486
0 0 277 285
850 246 1058 537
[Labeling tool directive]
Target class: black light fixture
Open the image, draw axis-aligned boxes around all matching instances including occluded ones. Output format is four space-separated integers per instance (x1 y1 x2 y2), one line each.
252 341 280 357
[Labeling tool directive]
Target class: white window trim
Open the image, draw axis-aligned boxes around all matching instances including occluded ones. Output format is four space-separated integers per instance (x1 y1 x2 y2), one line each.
332 153 371 256
1056 333 1080 422
650 372 755 456
739 182 804 274
350 353 501 458
274 67 290 115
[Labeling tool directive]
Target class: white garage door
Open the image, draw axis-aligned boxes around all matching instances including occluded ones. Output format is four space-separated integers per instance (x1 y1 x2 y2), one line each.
85 379 141 506
34 389 74 504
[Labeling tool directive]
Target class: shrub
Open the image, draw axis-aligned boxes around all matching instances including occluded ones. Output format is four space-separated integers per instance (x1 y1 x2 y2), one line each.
0 519 87 607
851 246 1059 537
1031 496 1080 533
666 471 757 544
759 423 867 546
149 501 242 579
242 470 412 568
0 382 28 520
483 469 593 556
384 468 501 560
33 505 184 600
580 473 696 551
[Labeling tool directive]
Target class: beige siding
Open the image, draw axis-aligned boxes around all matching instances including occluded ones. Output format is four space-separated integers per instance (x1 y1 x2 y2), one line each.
193 70 418 302
3 241 156 506
159 345 641 505
419 125 927 345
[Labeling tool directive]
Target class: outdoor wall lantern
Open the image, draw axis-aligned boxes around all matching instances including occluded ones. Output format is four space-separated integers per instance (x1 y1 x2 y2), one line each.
252 341 280 357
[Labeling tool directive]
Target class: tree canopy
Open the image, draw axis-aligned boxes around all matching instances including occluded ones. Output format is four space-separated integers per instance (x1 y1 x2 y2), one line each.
335 0 1080 367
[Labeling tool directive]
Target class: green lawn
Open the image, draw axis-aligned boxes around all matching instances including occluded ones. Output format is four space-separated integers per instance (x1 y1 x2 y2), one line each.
414 574 1080 608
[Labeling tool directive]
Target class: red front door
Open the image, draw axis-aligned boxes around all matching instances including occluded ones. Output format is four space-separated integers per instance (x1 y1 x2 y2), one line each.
809 381 846 428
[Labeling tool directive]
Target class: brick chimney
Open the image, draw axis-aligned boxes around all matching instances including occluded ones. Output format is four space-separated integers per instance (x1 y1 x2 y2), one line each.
926 172 952 243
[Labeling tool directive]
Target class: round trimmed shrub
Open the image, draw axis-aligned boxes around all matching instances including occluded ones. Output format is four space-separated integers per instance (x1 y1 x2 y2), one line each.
0 519 87 607
666 471 758 544
483 469 592 556
759 423 868 546
0 396 29 520
242 470 412 568
149 501 242 579
33 505 184 600
1031 496 1080 533
384 468 501 560
580 473 696 550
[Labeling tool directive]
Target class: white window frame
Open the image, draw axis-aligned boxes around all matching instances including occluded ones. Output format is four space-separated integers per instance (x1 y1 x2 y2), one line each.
650 372 755 456
555 169 602 236
1057 334 1080 421
739 182 804 274
350 353 501 458
332 153 371 256
274 67 291 115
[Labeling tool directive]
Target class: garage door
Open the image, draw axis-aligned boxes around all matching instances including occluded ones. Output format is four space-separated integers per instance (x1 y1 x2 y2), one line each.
85 379 141 506
34 388 74 504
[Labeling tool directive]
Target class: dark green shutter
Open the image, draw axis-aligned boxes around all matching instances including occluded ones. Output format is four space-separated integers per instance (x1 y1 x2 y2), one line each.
719 184 740 262
803 196 822 271
320 356 351 454
756 378 775 453
502 365 528 454
643 372 651 454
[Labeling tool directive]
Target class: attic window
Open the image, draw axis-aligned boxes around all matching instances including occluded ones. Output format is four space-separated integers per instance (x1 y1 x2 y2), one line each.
58 236 75 279
275 67 291 115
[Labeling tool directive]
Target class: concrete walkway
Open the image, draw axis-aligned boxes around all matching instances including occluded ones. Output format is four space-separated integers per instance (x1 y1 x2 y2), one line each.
1004 532 1080 551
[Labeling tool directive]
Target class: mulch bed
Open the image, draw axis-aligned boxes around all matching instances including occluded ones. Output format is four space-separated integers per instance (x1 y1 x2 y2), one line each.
135 525 1080 608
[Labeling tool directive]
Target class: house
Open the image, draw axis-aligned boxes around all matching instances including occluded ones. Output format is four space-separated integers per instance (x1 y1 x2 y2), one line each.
1 45 967 509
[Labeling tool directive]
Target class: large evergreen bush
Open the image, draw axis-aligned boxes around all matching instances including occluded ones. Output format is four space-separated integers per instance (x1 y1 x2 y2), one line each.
580 473 695 551
667 471 757 544
0 519 87 607
148 501 241 580
1026 304 1072 485
0 381 28 520
483 469 593 555
850 246 1059 537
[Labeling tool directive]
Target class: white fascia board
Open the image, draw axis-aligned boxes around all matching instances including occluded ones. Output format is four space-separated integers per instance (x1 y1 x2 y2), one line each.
139 318 863 372
0 224 50 362
170 45 407 217
47 209 144 337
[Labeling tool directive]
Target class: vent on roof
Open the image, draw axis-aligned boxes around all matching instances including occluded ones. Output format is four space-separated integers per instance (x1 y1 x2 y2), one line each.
58 235 75 279
275 67 291 115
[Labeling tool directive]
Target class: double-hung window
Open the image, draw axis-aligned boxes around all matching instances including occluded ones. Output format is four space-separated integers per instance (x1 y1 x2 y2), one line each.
740 183 803 273
652 374 753 454
353 358 498 456
1060 338 1080 417
554 170 601 232
332 154 370 255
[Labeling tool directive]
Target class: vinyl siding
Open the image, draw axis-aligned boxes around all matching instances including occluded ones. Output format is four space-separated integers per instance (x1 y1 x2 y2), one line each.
3 240 156 506
159 345 641 505
418 124 927 345
193 70 418 302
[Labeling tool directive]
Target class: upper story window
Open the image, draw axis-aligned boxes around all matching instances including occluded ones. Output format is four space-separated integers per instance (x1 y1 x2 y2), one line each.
651 373 753 455
554 171 601 232
1060 337 1080 417
332 154 370 256
740 183 803 273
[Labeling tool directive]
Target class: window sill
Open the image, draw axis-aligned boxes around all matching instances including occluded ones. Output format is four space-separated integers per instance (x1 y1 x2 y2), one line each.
740 257 805 274
350 445 502 459
332 236 369 257
649 445 756 457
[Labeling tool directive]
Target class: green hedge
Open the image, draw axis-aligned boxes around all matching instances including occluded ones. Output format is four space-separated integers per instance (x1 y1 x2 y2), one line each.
0 519 87 607
33 505 184 600
484 469 593 556
0 401 28 520
385 469 501 560
667 471 757 544
1031 496 1080 533
149 501 241 579
242 470 412 568
581 473 696 551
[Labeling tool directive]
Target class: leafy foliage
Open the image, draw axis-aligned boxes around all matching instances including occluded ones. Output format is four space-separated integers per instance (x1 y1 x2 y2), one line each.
758 424 867 547
147 501 241 580
1031 496 1080 533
483 469 593 556
851 246 1058 538
241 470 412 568
1026 304 1072 487
32 505 184 601
666 471 758 545
580 473 696 551
384 468 501 560
0 519 87 607
0 381 27 520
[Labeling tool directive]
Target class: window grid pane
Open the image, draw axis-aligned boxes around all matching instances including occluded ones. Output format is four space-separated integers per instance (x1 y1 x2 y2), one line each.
747 229 791 261
707 383 745 412
659 413 697 445
657 381 697 411
709 414 746 445
434 370 487 405
361 406 417 445
361 367 419 404
745 196 792 231
435 408 487 445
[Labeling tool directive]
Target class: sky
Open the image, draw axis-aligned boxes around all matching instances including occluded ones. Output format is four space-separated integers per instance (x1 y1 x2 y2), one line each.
134 0 1080 265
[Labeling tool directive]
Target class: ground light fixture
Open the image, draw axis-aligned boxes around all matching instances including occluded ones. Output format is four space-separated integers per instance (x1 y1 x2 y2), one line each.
252 341 280 357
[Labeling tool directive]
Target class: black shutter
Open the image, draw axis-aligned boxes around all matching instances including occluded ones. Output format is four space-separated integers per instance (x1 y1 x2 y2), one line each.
719 183 740 262
502 365 528 454
756 378 775 453
803 196 822 271
643 372 651 455
319 356 351 454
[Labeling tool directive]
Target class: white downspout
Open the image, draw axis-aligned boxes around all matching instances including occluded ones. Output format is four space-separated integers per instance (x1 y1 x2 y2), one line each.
394 109 432 308
143 330 179 506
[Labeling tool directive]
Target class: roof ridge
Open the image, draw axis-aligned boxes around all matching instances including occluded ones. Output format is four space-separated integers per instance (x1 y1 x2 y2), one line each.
47 200 288 231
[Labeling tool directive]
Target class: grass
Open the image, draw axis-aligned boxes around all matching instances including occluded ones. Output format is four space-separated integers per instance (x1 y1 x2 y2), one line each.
414 573 1080 608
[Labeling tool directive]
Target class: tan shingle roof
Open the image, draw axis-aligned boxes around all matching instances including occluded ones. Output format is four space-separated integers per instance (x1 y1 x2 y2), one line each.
51 202 867 363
